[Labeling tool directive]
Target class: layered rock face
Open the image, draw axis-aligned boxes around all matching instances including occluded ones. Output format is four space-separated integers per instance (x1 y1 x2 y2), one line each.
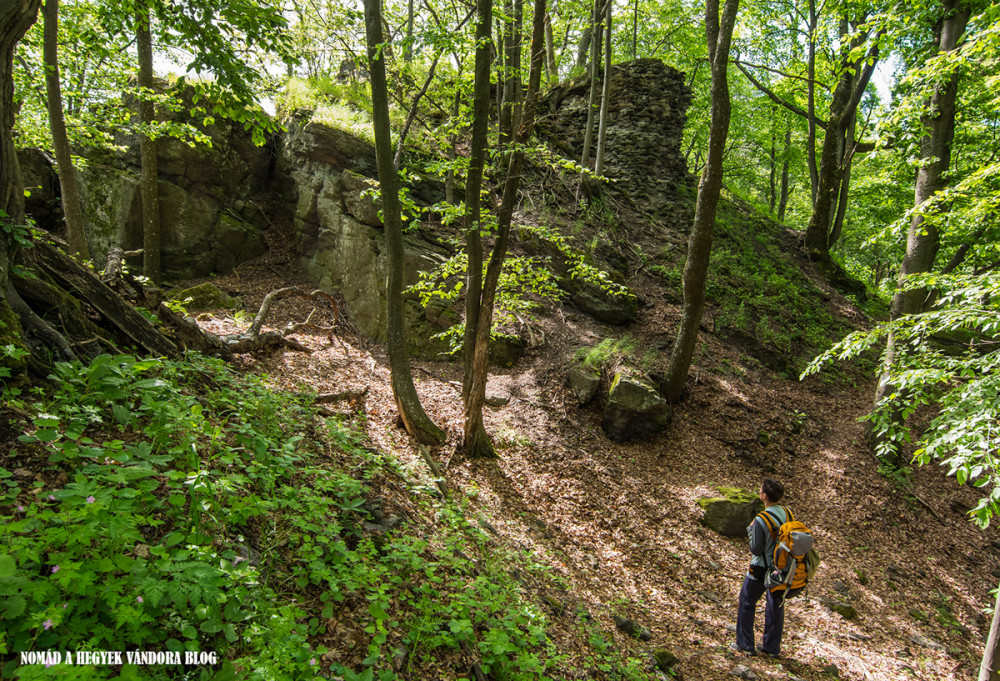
537 58 693 214
276 113 453 356
68 94 274 279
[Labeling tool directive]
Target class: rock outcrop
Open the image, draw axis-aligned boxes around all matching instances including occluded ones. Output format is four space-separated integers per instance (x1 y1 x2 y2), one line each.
537 58 693 215
699 488 763 537
601 372 671 441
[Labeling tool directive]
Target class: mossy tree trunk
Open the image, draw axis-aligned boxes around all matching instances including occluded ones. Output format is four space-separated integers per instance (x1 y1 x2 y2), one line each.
1 0 42 378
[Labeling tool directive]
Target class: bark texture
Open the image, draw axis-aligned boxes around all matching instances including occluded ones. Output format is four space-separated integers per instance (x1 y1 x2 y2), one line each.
136 5 161 283
463 0 546 458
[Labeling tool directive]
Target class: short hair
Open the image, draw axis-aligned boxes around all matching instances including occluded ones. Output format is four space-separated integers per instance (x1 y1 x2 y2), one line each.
761 478 784 503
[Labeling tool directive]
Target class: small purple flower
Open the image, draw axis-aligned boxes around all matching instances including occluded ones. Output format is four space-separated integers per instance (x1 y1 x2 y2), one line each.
43 619 53 630
51 565 60 574
86 496 96 504
48 495 56 501
309 659 317 666
62 603 67 609
17 505 25 512
233 556 245 565
136 596 143 603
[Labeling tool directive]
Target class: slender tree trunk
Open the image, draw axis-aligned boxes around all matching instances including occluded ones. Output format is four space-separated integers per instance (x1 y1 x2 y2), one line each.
404 0 414 61
593 0 611 176
778 118 791 220
768 122 777 214
461 0 493 407
580 0 602 170
981 584 1000 681
364 0 445 446
632 0 638 59
544 11 557 84
870 0 970 463
829 114 855 249
803 24 879 262
136 3 161 284
806 0 818 202
661 0 739 402
42 0 89 260
464 0 547 458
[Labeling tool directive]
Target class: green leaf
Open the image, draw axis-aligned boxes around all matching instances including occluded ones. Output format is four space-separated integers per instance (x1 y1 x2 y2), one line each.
0 555 14 578
3 595 26 619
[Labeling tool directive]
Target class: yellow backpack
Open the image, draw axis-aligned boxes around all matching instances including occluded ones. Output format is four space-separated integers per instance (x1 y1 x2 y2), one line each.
758 508 820 602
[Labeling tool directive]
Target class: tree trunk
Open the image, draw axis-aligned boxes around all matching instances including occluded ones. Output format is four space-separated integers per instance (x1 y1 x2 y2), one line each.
1 0 42 378
364 0 445 446
870 0 970 464
778 119 791 221
593 0 612 176
544 11 557 84
463 0 547 458
803 22 879 262
461 0 493 406
806 0 818 202
136 4 161 284
768 121 777 214
981 585 1000 681
829 114 856 249
42 0 89 260
580 0 602 170
632 0 638 59
661 0 739 403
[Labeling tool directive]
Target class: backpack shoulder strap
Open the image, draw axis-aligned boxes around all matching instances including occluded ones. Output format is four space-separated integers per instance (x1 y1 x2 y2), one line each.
757 509 780 536
784 506 794 523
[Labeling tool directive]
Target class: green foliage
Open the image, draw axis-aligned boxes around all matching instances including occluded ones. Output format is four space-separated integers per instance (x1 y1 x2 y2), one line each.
576 335 638 370
706 201 851 371
2 353 639 677
803 273 1000 527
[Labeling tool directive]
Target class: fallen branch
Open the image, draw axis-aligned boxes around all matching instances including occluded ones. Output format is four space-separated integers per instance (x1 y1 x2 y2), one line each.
418 445 451 501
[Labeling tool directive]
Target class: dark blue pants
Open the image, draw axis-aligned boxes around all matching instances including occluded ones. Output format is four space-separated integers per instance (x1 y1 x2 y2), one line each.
736 573 784 655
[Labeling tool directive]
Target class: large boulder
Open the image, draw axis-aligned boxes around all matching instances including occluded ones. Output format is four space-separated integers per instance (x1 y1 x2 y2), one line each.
567 360 601 405
18 149 62 233
279 114 455 359
698 488 763 537
65 81 275 278
601 372 671 441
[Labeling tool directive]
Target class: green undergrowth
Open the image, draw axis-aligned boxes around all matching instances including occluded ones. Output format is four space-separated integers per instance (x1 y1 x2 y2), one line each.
2 354 654 680
702 197 856 376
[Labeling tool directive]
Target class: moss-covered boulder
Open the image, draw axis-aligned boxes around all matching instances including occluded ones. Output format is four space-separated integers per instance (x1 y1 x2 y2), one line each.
698 487 763 537
601 372 671 441
169 283 240 312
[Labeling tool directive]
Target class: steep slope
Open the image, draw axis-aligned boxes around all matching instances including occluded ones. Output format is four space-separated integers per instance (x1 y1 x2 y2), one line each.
190 192 998 681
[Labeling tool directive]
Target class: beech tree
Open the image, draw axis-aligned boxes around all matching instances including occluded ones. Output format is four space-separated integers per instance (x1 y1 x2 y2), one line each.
41 0 88 260
363 0 446 445
661 0 739 402
462 0 547 458
869 0 971 464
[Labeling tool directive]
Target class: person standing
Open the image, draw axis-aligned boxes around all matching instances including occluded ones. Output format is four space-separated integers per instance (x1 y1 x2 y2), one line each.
733 478 793 658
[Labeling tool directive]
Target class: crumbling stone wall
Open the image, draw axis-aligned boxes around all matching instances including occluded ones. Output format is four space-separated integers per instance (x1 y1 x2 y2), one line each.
537 58 693 214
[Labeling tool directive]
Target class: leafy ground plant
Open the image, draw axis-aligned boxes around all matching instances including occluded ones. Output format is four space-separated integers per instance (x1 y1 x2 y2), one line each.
2 353 654 679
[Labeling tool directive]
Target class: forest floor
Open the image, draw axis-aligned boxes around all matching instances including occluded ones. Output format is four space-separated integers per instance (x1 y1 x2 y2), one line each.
184 228 999 681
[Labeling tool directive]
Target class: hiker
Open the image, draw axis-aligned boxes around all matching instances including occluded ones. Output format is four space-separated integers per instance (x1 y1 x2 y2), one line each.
732 478 795 658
